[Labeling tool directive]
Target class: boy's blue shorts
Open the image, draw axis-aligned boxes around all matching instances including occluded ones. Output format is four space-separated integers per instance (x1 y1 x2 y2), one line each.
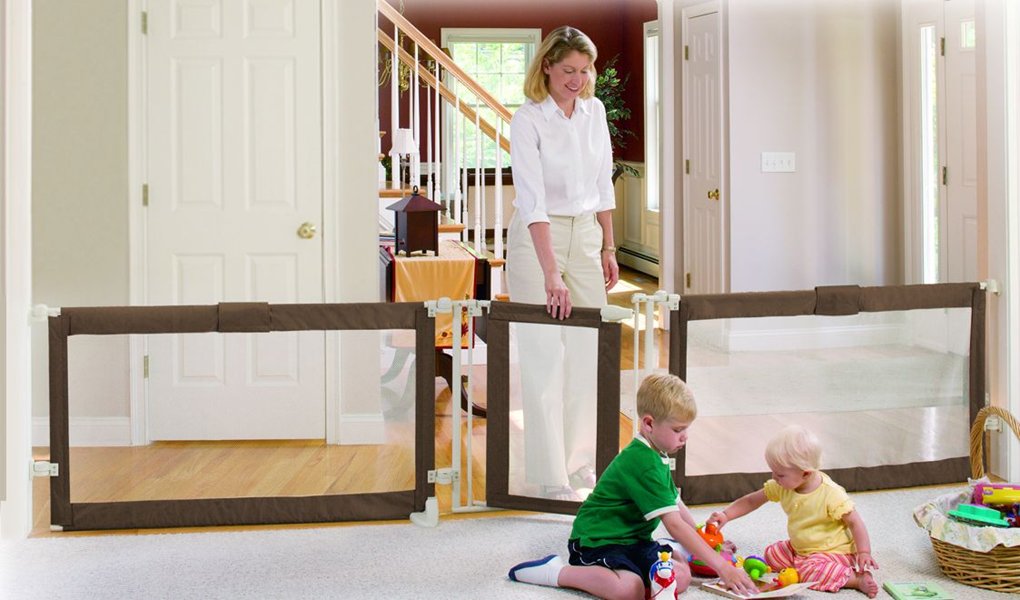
567 538 671 586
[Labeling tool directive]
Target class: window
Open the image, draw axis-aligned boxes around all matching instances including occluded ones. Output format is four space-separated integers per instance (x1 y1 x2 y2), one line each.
644 22 660 213
441 28 540 171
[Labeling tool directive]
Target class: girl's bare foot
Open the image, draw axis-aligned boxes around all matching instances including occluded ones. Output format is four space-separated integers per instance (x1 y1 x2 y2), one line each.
846 570 878 598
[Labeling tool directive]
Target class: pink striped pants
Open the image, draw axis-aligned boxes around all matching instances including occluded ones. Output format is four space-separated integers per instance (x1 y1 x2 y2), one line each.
763 540 856 592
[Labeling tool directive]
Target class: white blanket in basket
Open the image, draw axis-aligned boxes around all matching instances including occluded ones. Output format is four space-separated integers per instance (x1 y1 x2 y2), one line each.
914 478 1020 552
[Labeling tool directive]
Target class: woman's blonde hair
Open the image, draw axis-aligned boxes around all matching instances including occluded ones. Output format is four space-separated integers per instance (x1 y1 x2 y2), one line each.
636 373 697 423
523 26 598 102
765 425 822 472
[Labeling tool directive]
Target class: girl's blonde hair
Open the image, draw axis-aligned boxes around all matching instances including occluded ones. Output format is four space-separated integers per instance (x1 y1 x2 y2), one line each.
523 26 598 102
766 425 822 472
636 373 697 423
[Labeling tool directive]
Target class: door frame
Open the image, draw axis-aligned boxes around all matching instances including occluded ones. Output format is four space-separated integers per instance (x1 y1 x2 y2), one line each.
680 0 729 294
127 0 342 445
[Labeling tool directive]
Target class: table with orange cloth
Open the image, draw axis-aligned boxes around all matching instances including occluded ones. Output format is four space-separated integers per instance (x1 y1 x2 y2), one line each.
379 238 490 415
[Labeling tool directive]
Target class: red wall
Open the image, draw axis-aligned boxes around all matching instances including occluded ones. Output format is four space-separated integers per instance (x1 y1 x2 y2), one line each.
379 0 657 165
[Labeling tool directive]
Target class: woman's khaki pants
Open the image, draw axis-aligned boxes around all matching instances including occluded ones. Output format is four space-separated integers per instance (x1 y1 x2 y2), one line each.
506 212 607 488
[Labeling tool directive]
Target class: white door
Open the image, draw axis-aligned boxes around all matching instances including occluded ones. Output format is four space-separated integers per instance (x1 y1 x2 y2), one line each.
683 3 725 294
942 0 978 283
145 0 325 440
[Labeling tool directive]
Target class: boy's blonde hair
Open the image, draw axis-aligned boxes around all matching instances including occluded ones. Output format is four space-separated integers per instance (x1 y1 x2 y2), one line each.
636 373 697 423
523 26 598 102
766 425 822 471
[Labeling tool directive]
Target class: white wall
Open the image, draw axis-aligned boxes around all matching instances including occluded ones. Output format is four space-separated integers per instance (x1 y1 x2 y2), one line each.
726 0 901 292
32 0 130 420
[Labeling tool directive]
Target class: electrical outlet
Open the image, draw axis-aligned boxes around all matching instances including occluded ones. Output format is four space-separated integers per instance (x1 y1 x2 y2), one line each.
761 152 796 173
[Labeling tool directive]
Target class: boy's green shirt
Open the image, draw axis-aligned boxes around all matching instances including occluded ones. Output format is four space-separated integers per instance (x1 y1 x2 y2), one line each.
569 436 679 547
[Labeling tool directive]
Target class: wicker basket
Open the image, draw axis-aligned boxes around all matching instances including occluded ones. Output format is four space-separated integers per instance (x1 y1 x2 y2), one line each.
927 406 1020 593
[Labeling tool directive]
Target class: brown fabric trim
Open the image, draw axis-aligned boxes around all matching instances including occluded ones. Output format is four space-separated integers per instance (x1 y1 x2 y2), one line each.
488 300 604 328
596 322 622 477
63 493 417 531
219 302 270 332
485 316 511 502
48 315 72 528
415 305 437 507
63 305 218 335
681 283 980 322
680 458 970 506
50 302 432 530
672 283 986 500
484 308 620 515
969 288 986 432
815 285 861 316
683 291 816 321
858 282 978 312
270 302 418 331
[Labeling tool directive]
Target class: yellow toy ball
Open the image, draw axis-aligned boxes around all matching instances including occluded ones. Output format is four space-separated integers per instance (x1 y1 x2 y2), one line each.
777 568 800 587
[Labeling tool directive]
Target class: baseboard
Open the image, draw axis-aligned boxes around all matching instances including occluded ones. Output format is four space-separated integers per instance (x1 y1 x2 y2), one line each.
338 413 386 445
33 416 132 447
617 246 659 277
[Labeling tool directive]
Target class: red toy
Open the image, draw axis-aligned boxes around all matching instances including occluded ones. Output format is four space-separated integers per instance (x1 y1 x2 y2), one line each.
688 524 737 577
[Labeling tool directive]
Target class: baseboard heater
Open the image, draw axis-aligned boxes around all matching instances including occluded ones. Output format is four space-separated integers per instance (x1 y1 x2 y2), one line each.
618 246 659 264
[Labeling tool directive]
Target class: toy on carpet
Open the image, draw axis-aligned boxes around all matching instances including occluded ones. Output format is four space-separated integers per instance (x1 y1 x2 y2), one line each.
648 549 679 599
776 567 800 588
688 524 737 577
741 555 771 580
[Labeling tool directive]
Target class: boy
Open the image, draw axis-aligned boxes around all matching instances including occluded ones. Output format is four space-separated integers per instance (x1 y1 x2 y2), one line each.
508 373 758 599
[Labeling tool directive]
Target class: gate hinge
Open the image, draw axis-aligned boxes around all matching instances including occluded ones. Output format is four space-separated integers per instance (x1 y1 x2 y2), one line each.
427 468 459 485
425 297 453 317
32 461 59 478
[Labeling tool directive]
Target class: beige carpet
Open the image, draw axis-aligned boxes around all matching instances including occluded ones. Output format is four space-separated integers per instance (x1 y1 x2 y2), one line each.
1 484 1012 599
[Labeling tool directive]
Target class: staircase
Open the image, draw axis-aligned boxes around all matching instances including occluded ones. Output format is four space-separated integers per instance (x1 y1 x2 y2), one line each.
376 0 511 289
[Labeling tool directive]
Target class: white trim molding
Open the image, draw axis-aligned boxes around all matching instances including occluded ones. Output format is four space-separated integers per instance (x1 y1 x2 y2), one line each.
337 413 386 446
33 417 133 448
2 0 34 540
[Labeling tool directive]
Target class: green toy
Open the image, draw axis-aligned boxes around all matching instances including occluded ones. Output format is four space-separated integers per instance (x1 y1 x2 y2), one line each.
948 503 1010 527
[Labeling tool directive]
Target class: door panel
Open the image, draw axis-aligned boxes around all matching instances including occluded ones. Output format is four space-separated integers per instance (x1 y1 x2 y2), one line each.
683 6 724 294
146 0 325 440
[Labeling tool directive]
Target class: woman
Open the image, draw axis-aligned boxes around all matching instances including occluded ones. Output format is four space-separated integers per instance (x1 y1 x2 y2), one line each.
506 26 618 500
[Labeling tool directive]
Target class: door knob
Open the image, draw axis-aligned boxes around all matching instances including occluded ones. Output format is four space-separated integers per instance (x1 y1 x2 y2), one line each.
707 189 720 201
297 222 317 239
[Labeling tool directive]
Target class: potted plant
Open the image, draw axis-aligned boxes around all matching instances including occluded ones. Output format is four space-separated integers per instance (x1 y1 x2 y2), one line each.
595 54 639 182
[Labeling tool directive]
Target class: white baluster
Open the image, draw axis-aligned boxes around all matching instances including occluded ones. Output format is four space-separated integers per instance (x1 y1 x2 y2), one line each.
389 23 400 190
434 60 442 213
454 94 463 235
425 73 432 200
474 99 482 253
412 43 420 187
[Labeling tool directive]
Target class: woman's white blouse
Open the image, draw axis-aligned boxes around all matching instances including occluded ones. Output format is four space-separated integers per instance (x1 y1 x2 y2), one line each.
510 95 615 226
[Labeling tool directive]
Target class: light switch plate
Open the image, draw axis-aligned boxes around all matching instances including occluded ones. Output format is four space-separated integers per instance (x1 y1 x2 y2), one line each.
761 152 796 173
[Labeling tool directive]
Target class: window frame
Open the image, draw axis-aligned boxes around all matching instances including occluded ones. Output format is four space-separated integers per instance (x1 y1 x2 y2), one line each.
440 27 541 187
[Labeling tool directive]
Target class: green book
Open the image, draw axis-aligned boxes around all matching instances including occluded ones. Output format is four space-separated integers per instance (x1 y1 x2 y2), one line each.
883 582 952 600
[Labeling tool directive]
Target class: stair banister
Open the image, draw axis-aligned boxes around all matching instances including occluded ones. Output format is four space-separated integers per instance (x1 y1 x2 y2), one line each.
378 30 510 154
378 1 512 127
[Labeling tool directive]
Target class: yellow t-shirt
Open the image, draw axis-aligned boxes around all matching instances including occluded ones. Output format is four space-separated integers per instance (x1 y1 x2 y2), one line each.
763 472 856 555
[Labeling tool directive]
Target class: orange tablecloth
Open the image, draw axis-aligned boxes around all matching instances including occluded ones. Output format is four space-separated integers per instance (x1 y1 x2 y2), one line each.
393 239 477 348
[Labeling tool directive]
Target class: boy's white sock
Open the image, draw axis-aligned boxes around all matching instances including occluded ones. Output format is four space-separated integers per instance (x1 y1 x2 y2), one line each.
508 554 564 587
